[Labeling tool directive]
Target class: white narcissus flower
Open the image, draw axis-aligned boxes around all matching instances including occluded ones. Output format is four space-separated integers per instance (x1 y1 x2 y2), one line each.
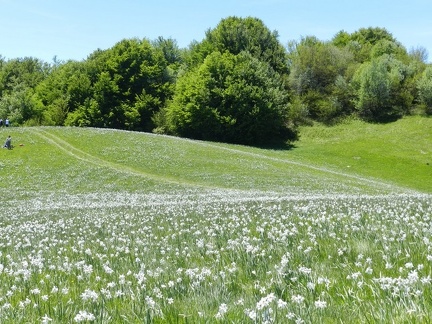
315 299 327 309
41 314 52 323
74 310 96 322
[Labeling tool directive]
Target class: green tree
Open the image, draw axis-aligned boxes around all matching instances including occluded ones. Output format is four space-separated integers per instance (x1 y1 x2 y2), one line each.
66 38 177 131
332 30 351 47
0 57 49 125
0 57 49 96
164 51 296 146
0 83 43 125
159 16 295 145
349 27 397 62
350 27 396 45
333 27 398 63
288 36 356 122
152 37 182 70
417 66 432 114
409 46 429 63
188 16 289 75
35 60 91 125
352 55 412 121
370 39 408 60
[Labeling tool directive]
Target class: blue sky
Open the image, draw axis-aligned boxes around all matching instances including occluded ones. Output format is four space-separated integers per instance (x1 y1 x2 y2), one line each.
1 0 431 63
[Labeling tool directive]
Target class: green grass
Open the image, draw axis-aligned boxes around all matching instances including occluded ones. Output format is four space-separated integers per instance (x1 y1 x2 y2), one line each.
0 116 431 323
2 115 430 196
290 116 432 192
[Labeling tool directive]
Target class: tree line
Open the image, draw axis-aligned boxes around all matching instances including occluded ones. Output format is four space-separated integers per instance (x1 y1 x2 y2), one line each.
1 17 431 146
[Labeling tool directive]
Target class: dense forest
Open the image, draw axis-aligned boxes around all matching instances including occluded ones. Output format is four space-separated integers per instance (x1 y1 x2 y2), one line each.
1 17 431 146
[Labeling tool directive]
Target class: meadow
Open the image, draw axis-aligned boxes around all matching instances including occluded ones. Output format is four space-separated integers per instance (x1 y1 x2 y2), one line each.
0 116 431 323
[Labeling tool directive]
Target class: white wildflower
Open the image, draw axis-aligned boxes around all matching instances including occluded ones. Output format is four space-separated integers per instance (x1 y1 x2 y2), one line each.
41 314 52 323
405 262 414 269
292 294 305 304
286 312 295 319
245 309 257 321
30 288 41 295
80 289 98 302
277 299 287 309
74 310 95 322
307 281 316 290
314 299 327 309
215 303 228 319
103 264 114 274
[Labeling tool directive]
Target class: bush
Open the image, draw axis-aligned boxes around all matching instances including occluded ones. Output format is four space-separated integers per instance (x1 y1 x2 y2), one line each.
163 51 297 146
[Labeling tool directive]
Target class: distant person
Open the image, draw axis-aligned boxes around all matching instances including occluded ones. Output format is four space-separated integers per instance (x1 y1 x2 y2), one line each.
5 118 9 127
0 119 3 127
3 135 11 149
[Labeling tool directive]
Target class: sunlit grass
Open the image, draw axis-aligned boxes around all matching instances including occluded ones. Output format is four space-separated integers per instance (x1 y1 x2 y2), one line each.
0 119 431 323
1 193 431 323
289 116 432 192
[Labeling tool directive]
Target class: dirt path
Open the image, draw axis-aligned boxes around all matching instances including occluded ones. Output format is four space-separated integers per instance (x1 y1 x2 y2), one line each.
30 128 417 194
29 128 199 188
186 139 418 194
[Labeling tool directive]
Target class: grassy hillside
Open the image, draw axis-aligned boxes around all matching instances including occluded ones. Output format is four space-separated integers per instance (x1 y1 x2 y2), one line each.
1 116 429 200
292 116 432 192
0 117 431 323
205 115 431 193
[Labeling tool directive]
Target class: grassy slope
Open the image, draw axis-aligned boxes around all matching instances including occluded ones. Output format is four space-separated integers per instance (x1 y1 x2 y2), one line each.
290 116 432 193
0 115 430 197
206 115 431 193
0 116 430 323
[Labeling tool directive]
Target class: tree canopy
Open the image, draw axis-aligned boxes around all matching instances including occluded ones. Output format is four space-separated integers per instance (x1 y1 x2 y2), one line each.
0 17 431 146
159 16 296 145
164 51 295 145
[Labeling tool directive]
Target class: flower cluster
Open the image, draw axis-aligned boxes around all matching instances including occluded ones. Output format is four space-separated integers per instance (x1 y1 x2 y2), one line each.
0 184 431 322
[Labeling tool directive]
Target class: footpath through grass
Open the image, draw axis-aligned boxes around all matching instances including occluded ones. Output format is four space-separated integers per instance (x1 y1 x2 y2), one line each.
0 115 429 194
282 116 431 193
0 118 431 323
